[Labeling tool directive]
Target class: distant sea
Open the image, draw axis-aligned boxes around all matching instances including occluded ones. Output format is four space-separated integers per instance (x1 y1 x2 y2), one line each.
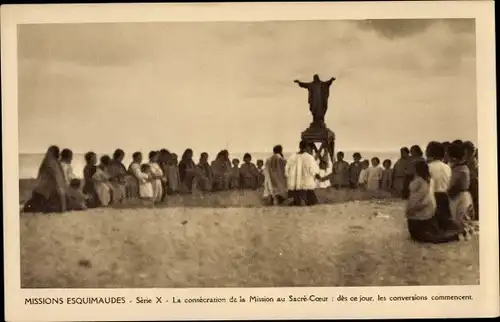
18 150 400 179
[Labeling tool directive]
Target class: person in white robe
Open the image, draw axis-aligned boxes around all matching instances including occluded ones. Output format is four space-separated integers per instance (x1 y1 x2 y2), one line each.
285 141 323 206
148 151 165 203
366 157 384 190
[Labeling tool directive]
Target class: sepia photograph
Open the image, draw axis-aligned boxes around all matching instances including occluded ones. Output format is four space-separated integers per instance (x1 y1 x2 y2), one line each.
18 18 480 288
2 1 498 321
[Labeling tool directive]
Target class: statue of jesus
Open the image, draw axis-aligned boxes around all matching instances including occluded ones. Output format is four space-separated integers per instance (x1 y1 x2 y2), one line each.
294 74 336 127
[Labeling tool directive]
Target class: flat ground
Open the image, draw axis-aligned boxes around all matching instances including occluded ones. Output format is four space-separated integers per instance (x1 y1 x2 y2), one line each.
20 189 479 288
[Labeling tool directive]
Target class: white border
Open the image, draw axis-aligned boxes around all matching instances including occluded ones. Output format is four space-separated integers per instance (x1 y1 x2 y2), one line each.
2 1 498 321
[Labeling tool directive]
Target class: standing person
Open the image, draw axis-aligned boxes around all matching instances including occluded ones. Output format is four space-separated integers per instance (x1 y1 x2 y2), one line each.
285 141 323 206
23 146 67 213
165 153 181 195
126 152 143 200
60 148 76 186
256 159 265 188
425 141 455 231
228 158 241 190
348 152 363 189
108 149 127 204
263 145 288 205
442 141 451 164
402 145 425 199
92 155 114 207
197 152 213 192
405 160 459 243
240 153 259 189
332 151 349 189
380 159 393 191
366 157 383 191
211 150 231 191
148 151 165 202
178 149 196 193
158 149 171 202
447 142 477 240
392 147 411 197
463 141 479 220
357 160 370 190
83 151 100 208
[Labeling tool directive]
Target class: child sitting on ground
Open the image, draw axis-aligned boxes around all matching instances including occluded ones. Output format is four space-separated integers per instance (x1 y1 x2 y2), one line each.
317 159 332 189
139 164 154 202
66 179 87 211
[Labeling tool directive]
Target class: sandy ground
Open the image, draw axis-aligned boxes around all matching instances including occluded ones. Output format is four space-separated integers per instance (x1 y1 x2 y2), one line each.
20 199 479 288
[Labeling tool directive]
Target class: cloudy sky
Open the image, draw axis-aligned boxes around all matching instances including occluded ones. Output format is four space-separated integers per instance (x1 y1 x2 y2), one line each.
18 19 477 154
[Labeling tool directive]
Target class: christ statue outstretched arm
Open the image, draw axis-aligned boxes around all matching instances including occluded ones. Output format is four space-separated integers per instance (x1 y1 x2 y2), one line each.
294 79 311 89
325 77 336 85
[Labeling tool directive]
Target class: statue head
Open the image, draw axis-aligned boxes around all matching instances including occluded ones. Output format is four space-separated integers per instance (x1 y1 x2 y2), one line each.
313 74 320 82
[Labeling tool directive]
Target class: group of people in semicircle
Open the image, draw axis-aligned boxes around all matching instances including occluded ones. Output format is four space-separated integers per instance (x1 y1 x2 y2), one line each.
23 139 478 244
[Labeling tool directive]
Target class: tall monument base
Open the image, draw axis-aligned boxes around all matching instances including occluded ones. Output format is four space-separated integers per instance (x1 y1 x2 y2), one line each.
301 124 336 165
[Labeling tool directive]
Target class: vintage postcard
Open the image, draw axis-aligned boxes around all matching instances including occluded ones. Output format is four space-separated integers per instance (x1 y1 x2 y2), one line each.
2 1 498 321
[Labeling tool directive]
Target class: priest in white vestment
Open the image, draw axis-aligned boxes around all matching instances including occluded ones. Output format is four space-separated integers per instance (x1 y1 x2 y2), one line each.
285 141 323 206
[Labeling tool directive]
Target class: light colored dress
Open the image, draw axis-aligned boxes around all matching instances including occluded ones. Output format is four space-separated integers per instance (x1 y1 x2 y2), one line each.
406 177 436 221
428 160 452 193
366 166 383 190
149 162 164 202
138 172 153 199
317 169 331 188
92 167 113 206
358 168 368 185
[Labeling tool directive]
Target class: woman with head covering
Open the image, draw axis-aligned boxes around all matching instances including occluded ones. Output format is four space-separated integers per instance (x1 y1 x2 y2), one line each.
447 142 478 240
405 160 459 243
107 149 127 204
179 149 196 193
211 150 232 191
23 145 67 213
196 152 213 192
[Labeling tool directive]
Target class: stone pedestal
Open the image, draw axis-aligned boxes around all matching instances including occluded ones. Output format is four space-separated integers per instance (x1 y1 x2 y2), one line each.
301 125 336 164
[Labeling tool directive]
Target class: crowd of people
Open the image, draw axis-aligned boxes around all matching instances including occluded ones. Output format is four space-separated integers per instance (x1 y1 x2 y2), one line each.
23 139 478 243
